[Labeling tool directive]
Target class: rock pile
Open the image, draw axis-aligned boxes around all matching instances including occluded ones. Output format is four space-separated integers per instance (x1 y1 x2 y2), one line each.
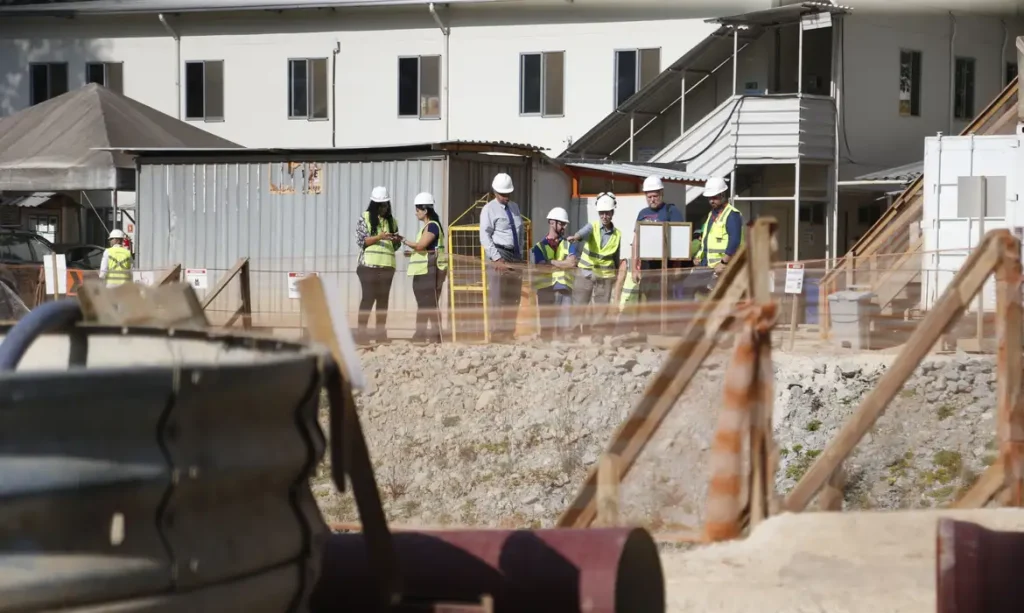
311 341 1000 530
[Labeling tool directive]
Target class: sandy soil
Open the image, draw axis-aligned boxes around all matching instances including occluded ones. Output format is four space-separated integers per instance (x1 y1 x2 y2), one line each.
660 508 1024 613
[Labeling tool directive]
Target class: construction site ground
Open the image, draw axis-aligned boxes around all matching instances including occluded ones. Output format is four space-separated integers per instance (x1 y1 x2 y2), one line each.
12 327 1004 613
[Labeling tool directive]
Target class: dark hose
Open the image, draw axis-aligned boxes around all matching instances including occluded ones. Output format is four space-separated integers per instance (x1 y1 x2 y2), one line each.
0 299 83 370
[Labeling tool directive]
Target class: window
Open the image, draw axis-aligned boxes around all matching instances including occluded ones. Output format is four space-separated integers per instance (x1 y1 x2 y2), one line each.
898 49 921 117
288 58 329 120
1007 61 1018 86
954 57 976 120
27 214 58 244
29 62 68 105
185 60 225 121
85 62 124 94
398 56 441 119
614 48 660 107
519 51 565 117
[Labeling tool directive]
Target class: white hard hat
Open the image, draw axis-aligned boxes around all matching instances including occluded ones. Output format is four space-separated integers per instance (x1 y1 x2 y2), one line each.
491 173 514 194
702 177 729 198
109 229 126 240
547 207 570 223
370 186 390 203
642 175 664 192
595 192 617 212
413 191 436 207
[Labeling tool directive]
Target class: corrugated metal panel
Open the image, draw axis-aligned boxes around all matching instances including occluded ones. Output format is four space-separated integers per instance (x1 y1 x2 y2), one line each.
138 158 446 327
0 192 55 208
448 155 533 223
0 331 327 610
562 162 707 183
854 161 924 183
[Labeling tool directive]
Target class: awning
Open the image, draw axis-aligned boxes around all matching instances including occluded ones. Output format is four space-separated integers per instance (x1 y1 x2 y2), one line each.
562 162 707 185
0 192 57 208
707 2 852 28
839 161 922 189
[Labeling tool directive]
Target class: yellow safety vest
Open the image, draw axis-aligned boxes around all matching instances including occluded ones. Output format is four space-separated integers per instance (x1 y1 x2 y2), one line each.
105 245 132 286
532 238 574 291
361 212 397 268
577 220 621 280
694 204 742 267
408 221 448 277
619 269 640 311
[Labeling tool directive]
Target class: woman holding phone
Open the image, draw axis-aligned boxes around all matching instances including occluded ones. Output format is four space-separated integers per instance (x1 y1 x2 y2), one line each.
355 186 402 342
403 191 448 343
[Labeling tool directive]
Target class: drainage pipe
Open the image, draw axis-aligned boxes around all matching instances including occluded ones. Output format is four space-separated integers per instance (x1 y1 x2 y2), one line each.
429 3 450 140
158 13 182 120
311 527 664 613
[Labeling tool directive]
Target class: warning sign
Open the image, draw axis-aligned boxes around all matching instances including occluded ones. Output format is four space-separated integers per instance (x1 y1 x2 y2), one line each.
185 268 209 290
784 262 805 295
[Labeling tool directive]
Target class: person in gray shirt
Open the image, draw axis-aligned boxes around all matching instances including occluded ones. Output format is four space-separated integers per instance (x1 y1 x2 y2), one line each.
479 172 525 342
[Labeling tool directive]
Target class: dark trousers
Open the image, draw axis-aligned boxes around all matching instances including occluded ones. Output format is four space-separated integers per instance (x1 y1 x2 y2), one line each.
486 247 524 341
412 266 447 341
356 265 395 336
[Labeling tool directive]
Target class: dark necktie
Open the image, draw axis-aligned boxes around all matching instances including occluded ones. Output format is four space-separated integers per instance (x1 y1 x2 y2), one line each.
504 205 520 259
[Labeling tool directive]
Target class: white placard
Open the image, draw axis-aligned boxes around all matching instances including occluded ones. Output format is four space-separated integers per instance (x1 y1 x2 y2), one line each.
784 262 805 295
288 271 318 299
637 224 664 260
133 270 155 286
668 224 694 260
185 268 208 290
42 253 68 295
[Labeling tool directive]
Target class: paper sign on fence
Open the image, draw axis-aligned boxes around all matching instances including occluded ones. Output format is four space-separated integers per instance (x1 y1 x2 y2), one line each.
288 271 319 299
784 262 805 295
185 268 208 290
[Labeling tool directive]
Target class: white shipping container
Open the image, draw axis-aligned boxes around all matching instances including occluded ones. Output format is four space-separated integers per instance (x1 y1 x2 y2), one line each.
921 133 1020 312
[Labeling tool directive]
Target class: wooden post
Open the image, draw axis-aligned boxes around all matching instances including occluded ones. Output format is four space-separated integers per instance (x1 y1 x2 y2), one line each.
788 292 799 351
818 465 846 511
595 454 620 527
746 221 776 529
995 231 1024 505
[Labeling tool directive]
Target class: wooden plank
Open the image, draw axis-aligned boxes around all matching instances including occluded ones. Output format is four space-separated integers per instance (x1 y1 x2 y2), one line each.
77 280 208 329
746 221 776 529
817 465 846 511
995 233 1024 506
556 218 774 528
953 461 1005 508
200 257 247 309
785 233 1004 512
156 263 182 286
595 454 620 527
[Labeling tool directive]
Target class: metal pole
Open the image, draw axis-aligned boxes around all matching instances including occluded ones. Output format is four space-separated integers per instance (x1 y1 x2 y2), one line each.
680 74 686 136
798 17 804 95
794 160 801 261
629 113 635 162
977 175 987 345
830 16 842 265
732 28 739 96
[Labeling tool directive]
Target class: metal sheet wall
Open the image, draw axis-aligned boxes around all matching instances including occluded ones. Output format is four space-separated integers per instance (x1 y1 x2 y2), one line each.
137 158 446 327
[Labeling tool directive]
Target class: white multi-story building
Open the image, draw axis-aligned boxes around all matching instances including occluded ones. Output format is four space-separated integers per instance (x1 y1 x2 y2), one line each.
1 0 1023 263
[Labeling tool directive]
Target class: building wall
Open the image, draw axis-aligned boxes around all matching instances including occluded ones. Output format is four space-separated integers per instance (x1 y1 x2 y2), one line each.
840 12 1024 179
0 5 740 153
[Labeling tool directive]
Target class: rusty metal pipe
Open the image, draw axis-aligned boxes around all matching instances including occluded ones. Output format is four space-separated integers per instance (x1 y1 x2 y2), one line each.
310 528 664 613
936 518 1024 613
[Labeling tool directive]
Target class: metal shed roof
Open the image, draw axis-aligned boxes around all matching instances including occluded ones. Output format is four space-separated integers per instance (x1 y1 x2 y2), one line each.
562 161 707 185
561 2 852 159
102 139 548 160
841 160 923 186
0 83 239 191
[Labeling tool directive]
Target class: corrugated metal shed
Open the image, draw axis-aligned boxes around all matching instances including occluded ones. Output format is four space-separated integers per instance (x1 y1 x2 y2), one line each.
135 144 545 328
561 161 707 184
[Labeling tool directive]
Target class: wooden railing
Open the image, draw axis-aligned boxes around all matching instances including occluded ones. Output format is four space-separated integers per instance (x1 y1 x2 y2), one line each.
819 76 1019 338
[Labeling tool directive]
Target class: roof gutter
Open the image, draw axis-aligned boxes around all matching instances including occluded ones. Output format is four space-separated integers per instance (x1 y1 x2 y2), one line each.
0 0 515 16
157 14 182 120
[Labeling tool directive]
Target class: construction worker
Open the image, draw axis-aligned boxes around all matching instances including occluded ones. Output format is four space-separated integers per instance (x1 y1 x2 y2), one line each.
355 185 401 343
631 175 685 303
530 207 576 340
479 172 525 342
693 176 744 275
568 192 621 336
403 191 448 343
99 229 132 287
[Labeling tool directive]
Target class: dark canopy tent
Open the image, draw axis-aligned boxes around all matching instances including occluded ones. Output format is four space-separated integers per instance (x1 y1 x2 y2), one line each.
0 83 239 191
